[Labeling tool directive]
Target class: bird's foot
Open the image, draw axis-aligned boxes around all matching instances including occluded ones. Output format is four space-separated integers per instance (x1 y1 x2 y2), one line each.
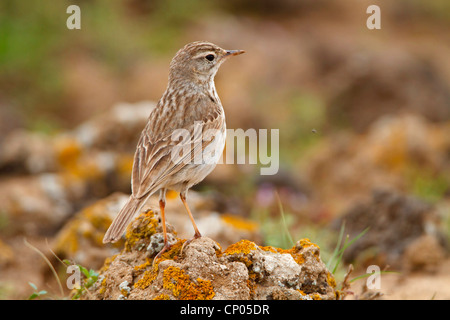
180 232 202 256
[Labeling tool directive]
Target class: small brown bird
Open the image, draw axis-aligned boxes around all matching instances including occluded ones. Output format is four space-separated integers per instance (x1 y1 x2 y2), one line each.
103 41 244 260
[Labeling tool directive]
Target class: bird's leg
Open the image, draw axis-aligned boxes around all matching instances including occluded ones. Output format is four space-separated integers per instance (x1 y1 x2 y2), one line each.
153 189 171 266
180 191 202 254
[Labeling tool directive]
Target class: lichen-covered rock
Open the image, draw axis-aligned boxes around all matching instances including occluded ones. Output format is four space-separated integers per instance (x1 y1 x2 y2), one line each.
53 192 128 269
80 210 336 300
305 114 450 212
333 189 447 270
0 102 156 238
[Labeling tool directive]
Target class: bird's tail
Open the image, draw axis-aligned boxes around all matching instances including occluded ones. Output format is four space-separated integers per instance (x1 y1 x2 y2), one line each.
103 196 142 243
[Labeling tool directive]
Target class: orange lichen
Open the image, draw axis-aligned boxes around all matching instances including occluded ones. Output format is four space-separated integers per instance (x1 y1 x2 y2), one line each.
310 293 322 300
327 272 337 288
221 214 258 231
261 245 306 266
117 155 134 176
260 245 278 254
55 136 105 181
153 294 171 300
125 210 159 251
159 239 185 262
53 198 124 259
134 258 152 273
55 137 81 169
298 238 320 251
162 266 215 300
134 268 158 290
98 277 107 295
223 239 257 256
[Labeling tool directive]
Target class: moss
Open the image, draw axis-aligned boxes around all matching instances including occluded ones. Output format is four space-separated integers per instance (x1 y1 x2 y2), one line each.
162 266 215 300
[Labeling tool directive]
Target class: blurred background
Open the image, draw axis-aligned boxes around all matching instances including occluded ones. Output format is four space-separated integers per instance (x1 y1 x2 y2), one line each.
0 0 449 299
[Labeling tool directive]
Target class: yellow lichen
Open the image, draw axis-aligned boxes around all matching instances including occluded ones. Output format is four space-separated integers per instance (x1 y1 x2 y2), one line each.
0 240 14 265
134 269 158 290
99 254 118 274
310 293 322 300
221 214 258 231
134 258 152 273
159 239 185 262
98 277 107 295
214 241 223 258
55 136 81 169
298 238 319 249
260 245 278 254
55 136 104 182
327 272 337 288
53 197 124 257
117 155 133 176
223 239 257 256
125 210 159 251
162 266 215 300
153 294 171 300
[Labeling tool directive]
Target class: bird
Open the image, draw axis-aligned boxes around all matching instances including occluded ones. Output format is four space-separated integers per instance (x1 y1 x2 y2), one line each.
103 41 245 262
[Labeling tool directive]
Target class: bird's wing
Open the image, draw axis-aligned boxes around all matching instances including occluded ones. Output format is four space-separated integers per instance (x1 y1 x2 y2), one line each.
131 98 224 199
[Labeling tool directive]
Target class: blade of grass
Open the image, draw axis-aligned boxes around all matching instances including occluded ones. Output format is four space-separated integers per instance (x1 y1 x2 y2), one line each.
332 227 370 274
275 191 294 248
326 221 346 270
24 238 64 297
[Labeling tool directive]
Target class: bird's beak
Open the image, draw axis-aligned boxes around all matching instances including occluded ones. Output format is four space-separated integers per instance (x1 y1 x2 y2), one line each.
224 49 245 58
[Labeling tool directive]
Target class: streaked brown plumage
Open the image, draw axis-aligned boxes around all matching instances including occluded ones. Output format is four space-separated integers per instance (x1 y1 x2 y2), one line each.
103 41 244 260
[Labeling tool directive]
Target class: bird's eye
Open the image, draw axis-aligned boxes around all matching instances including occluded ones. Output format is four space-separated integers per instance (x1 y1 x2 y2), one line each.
205 54 215 61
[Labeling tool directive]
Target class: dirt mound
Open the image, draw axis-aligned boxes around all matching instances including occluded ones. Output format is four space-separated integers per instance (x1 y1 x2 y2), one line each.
333 189 447 271
79 210 336 300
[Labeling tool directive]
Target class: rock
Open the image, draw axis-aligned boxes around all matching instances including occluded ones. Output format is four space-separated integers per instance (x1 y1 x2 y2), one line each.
0 101 156 236
80 210 336 300
0 174 75 235
333 189 447 270
320 46 450 132
52 190 261 271
305 114 450 212
0 239 14 267
403 234 446 273
0 101 155 176
139 190 263 248
53 192 128 269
